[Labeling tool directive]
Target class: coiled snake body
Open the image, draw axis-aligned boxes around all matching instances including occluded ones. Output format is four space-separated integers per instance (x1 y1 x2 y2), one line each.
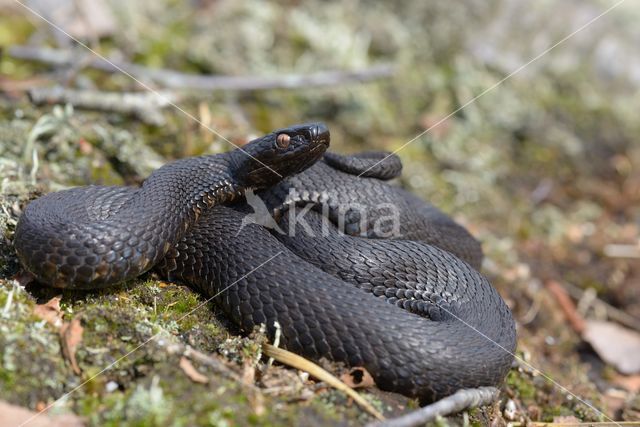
14 123 515 402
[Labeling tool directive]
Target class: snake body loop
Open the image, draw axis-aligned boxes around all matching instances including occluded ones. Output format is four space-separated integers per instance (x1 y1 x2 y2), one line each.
14 124 515 401
260 153 484 269
14 123 329 288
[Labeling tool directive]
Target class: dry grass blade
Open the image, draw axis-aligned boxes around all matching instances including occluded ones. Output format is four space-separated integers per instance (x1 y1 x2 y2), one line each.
261 344 384 421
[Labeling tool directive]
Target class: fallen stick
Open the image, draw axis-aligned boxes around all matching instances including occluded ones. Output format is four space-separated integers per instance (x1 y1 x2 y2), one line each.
182 346 243 383
28 86 176 126
366 387 499 427
8 45 395 91
603 243 640 259
561 281 640 333
545 280 586 333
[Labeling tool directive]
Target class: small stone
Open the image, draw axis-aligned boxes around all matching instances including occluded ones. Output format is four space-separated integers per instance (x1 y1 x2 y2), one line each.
105 381 119 393
504 399 517 420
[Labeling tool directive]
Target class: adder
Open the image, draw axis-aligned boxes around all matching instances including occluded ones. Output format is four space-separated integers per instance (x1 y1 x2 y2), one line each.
14 123 515 402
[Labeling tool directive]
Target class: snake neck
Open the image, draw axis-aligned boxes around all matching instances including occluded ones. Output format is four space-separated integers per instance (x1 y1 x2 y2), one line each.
14 154 251 289
188 179 245 223
137 154 250 236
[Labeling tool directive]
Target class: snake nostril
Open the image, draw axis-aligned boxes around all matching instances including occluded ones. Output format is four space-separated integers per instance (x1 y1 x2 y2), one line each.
311 123 330 146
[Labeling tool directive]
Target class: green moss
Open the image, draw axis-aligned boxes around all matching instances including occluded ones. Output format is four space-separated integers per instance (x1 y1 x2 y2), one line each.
0 282 71 406
541 404 577 422
74 363 345 427
0 16 33 41
505 370 537 402
0 279 350 426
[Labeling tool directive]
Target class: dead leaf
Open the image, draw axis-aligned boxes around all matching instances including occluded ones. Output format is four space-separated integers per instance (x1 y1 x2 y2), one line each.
60 317 84 375
613 373 640 393
12 270 34 286
603 388 628 415
583 320 640 375
179 357 209 384
0 400 84 427
34 299 84 374
340 367 375 389
33 296 63 328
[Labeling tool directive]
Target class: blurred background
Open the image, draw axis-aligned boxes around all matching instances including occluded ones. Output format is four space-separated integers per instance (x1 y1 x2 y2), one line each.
0 0 639 425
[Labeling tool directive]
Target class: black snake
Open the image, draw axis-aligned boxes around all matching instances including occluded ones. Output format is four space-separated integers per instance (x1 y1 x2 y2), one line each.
14 123 515 402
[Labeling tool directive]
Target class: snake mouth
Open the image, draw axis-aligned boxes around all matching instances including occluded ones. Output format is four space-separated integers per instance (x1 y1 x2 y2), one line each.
310 142 328 154
299 143 328 167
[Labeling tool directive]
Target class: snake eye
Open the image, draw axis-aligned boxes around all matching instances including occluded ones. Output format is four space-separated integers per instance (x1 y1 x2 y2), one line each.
276 134 291 149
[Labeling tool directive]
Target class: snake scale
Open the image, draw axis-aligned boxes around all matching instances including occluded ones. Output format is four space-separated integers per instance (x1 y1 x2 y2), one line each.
14 123 516 402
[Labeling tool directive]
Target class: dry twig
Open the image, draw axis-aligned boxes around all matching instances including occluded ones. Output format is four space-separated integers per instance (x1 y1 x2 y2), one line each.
28 86 175 126
8 45 395 91
366 387 499 427
545 280 586 333
181 346 242 383
562 281 640 332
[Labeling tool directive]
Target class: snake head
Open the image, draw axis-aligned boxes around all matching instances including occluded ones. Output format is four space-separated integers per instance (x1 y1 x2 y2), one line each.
234 123 330 188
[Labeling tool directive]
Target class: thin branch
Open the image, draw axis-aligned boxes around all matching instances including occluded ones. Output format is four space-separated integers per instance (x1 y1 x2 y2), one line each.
366 387 499 427
603 243 640 259
562 281 640 333
27 86 176 126
182 346 243 383
545 280 586 333
8 45 395 91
